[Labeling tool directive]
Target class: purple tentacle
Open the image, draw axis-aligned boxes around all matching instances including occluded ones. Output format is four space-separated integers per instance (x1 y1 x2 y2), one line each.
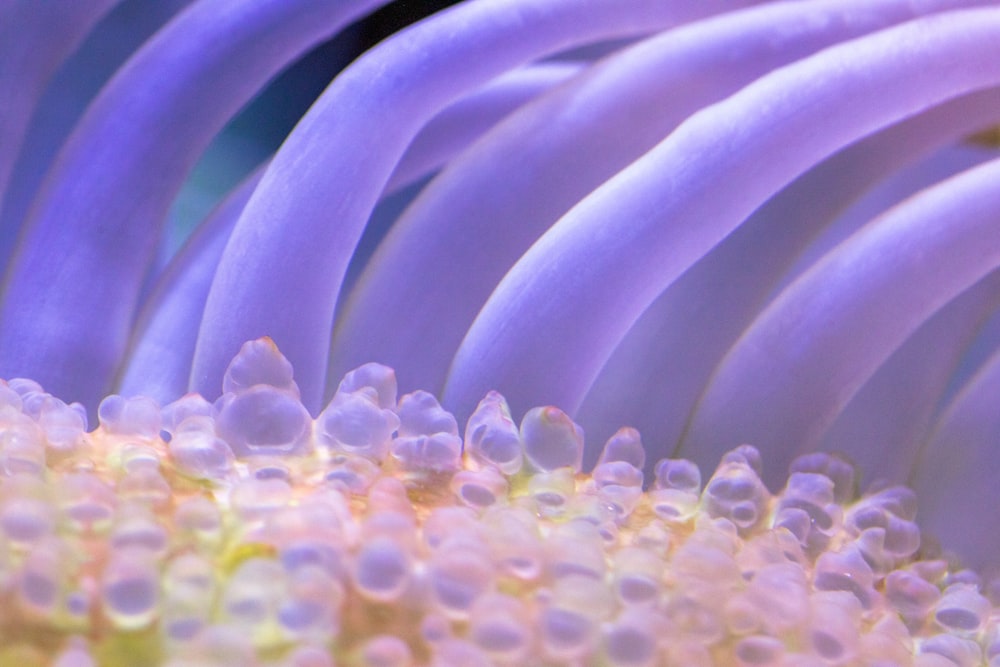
120 155 428 405
442 8 1000 429
385 61 584 195
0 0 195 269
821 270 1000 488
193 0 759 411
575 91 1000 471
0 0 120 212
135 58 571 406
0 0 391 407
812 142 1000 480
681 156 1000 485
124 54 571 405
116 166 266 403
772 143 1000 300
331 0 946 398
912 340 1000 573
937 293 1000 409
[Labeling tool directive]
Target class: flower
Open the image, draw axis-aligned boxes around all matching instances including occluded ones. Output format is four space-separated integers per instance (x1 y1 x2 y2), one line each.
1 0 1000 664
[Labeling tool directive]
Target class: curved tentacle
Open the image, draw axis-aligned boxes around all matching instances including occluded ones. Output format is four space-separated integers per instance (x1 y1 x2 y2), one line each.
681 156 1000 485
116 165 267 403
331 0 953 397
771 143 1000 300
126 49 568 398
937 294 1000 409
575 92 1000 471
442 8 1000 430
0 0 121 215
0 0 195 268
192 0 758 411
820 269 1000 488
0 0 392 407
385 61 585 195
911 340 1000 572
118 57 584 405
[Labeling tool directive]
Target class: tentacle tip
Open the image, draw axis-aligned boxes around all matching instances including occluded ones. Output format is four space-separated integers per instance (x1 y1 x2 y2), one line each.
2 338 998 664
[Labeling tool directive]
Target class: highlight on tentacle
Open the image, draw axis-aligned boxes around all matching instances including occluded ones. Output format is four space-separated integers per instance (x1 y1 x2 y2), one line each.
771 140 1000 301
442 8 1000 428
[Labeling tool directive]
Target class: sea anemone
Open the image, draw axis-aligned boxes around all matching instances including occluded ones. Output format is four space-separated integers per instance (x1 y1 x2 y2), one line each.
2 0 1000 664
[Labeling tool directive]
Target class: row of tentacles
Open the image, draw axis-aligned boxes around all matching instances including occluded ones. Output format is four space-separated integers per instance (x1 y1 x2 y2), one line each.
0 338 997 666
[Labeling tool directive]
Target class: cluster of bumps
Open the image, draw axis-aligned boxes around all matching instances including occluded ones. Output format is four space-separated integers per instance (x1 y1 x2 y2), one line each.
0 338 998 666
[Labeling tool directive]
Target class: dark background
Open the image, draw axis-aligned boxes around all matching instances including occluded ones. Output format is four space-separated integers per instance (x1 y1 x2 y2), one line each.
230 0 462 147
3 0 463 260
171 0 463 255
